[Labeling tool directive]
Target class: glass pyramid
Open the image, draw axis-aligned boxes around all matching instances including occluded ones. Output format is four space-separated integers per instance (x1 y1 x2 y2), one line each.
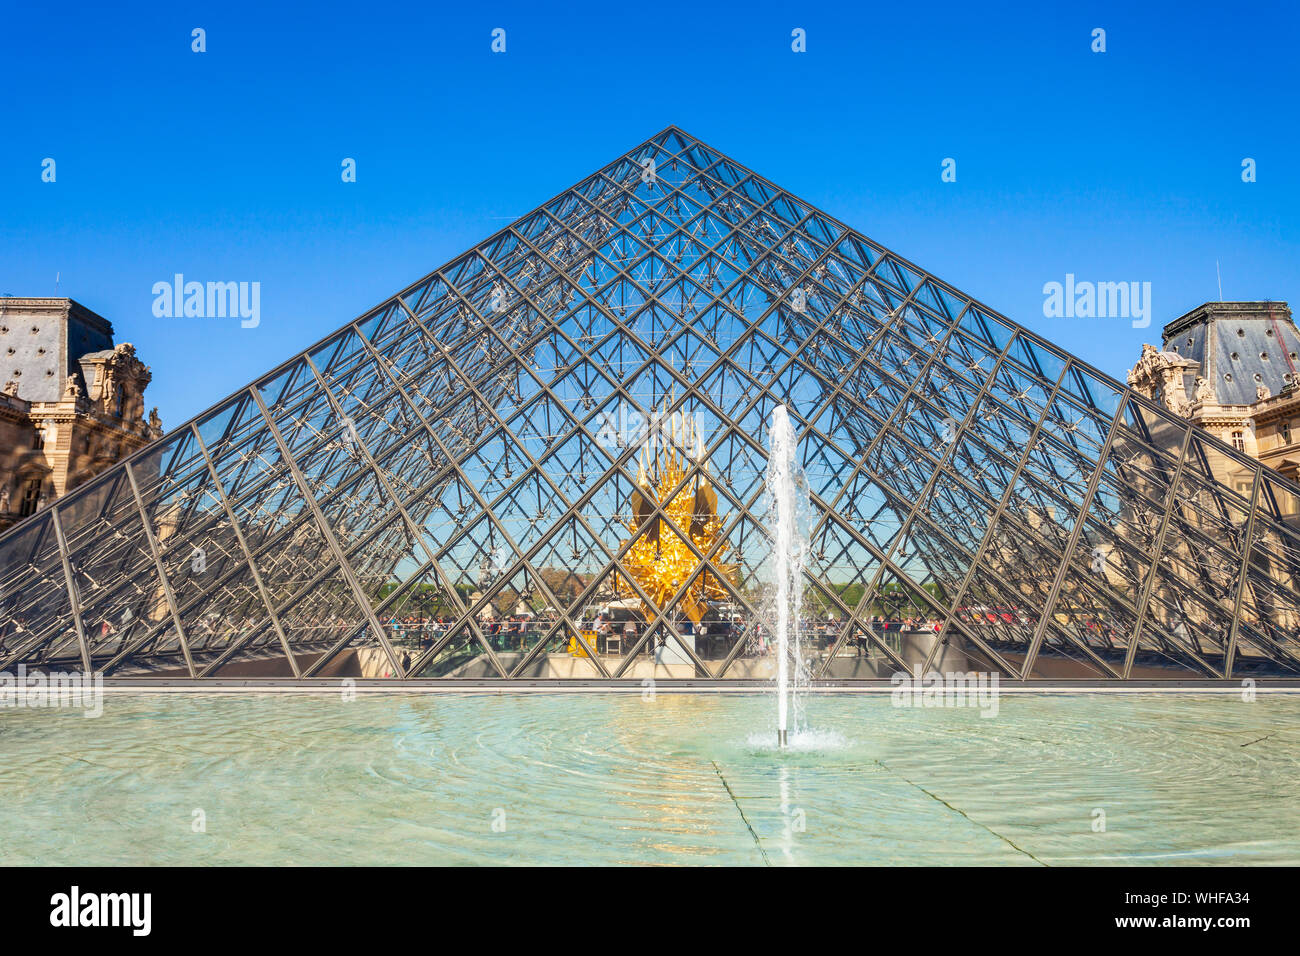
4 126 1300 681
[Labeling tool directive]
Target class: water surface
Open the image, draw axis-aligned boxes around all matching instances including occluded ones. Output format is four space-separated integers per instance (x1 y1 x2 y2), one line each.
1 692 1296 865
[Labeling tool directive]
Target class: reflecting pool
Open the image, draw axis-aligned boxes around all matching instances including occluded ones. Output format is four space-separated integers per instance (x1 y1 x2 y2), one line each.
2 692 1298 865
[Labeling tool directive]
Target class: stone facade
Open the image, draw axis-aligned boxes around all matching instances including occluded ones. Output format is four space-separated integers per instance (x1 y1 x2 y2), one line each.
0 298 162 531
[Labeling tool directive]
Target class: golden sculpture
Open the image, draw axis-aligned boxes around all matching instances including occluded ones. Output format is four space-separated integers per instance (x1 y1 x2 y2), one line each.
615 405 737 623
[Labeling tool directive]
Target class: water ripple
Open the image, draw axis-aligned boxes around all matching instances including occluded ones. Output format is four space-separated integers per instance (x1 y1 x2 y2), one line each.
0 693 1298 865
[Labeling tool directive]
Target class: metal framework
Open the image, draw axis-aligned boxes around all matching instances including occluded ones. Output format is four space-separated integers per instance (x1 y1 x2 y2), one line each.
4 126 1300 681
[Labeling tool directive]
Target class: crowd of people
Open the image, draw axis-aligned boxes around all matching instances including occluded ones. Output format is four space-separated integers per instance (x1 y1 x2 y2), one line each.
381 612 944 658
383 615 536 652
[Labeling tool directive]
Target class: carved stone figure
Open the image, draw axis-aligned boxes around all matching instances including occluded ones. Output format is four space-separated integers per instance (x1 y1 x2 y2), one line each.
1127 343 1198 417
1127 343 1161 386
81 342 152 423
1256 382 1271 402
1194 376 1215 405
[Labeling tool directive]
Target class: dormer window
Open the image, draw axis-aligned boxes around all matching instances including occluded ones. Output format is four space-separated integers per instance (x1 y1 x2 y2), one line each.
114 384 125 418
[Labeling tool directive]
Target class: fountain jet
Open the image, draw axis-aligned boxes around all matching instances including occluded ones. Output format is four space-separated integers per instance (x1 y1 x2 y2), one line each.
767 405 807 748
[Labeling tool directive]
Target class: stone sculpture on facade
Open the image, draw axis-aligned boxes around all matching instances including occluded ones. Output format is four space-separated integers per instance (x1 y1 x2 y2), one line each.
1194 376 1215 405
1126 343 1198 416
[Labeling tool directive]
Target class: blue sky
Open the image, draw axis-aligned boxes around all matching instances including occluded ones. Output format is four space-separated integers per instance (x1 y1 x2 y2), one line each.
3 0 1297 427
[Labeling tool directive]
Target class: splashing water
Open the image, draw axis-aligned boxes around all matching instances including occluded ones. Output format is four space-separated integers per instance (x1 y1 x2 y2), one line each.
766 405 810 747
